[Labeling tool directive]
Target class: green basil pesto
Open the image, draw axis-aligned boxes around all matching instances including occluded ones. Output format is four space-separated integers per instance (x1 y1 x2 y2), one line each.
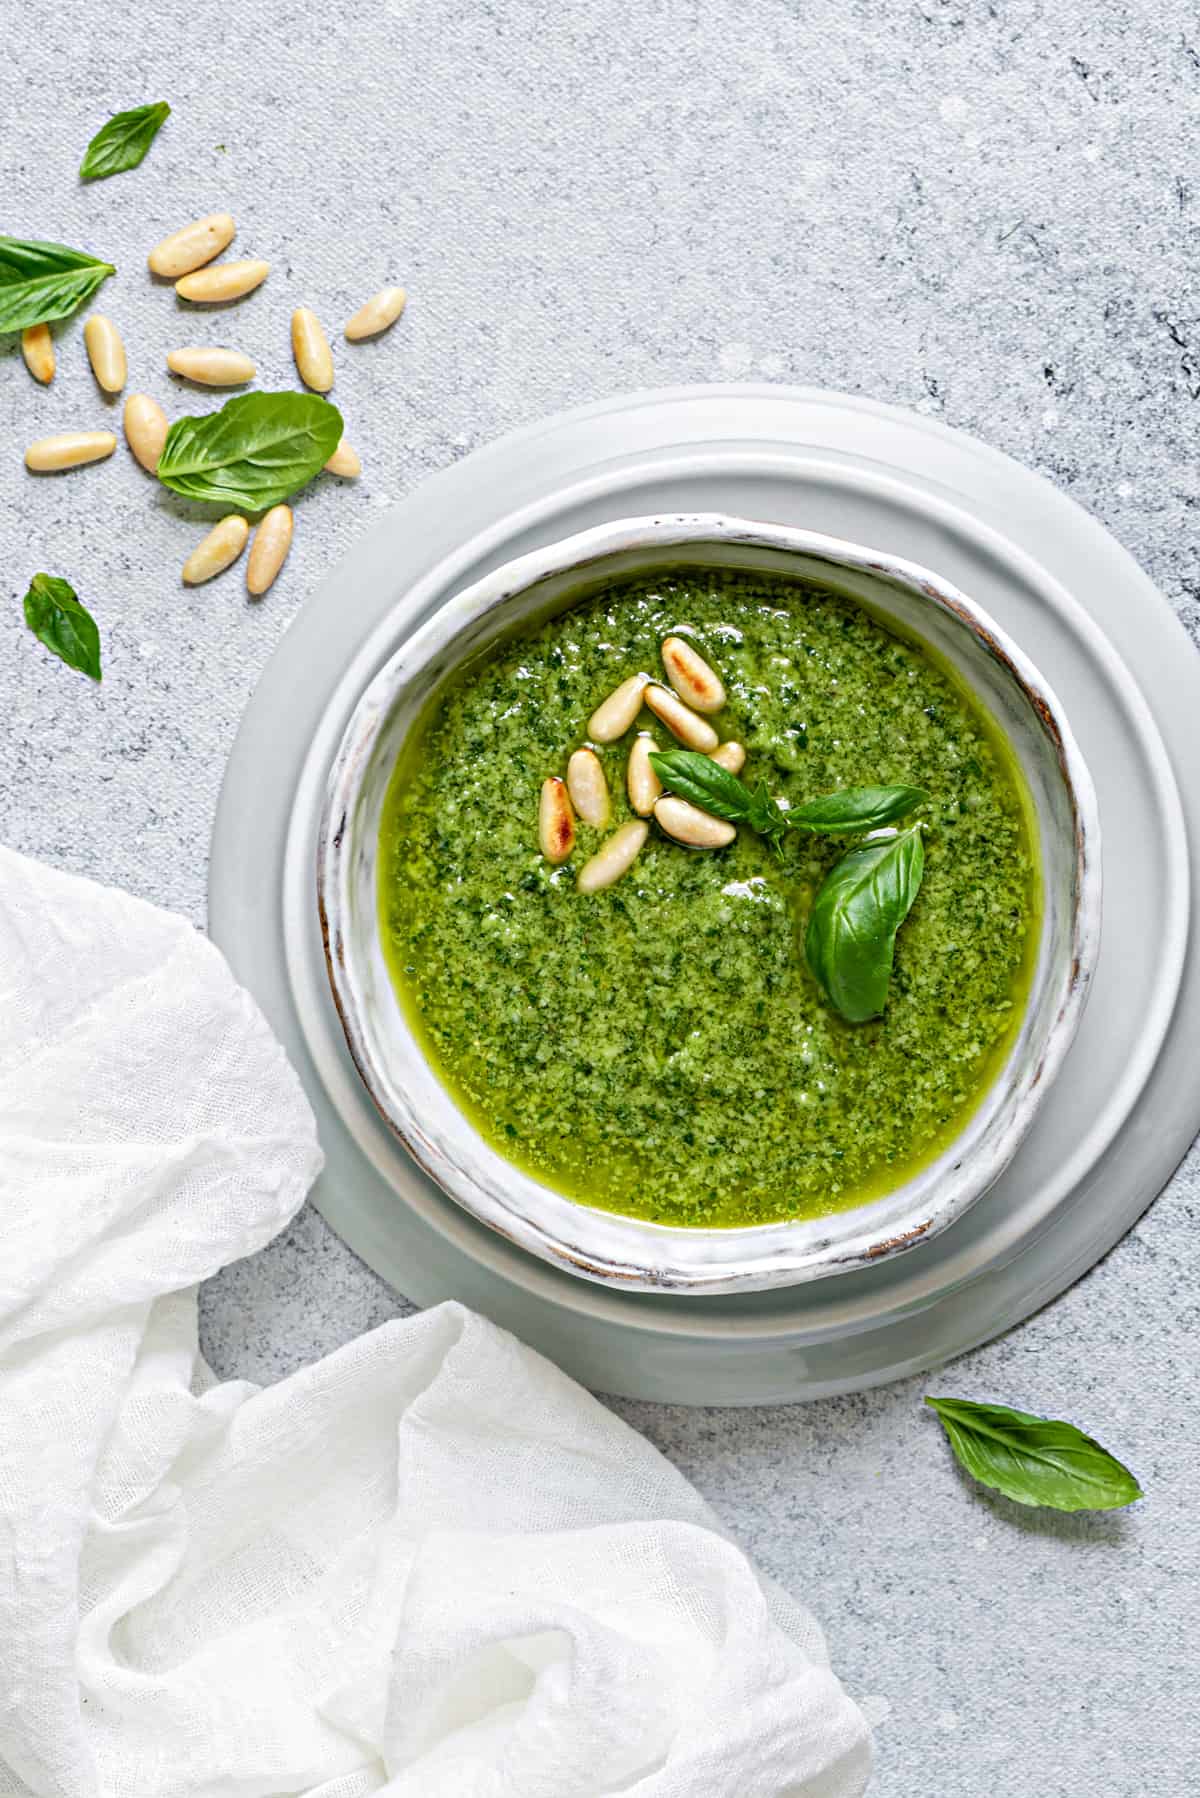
378 568 1039 1228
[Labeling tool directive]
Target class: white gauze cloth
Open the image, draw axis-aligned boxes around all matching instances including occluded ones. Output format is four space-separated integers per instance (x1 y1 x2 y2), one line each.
0 846 871 1798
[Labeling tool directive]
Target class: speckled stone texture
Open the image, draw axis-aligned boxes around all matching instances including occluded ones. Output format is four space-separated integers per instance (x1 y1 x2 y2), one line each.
2 4 1197 1793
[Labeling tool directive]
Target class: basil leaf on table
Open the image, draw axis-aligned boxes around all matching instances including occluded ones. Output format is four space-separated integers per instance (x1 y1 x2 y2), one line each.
79 102 170 181
804 822 925 1022
0 236 116 331
156 392 344 512
786 784 926 834
648 749 788 840
925 1397 1142 1512
22 574 102 682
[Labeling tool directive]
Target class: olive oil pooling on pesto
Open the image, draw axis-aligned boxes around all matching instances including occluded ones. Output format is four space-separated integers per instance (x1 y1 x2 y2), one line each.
378 567 1039 1229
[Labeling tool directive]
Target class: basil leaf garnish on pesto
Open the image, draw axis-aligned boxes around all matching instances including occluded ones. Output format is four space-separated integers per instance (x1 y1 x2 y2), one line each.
79 101 170 181
650 751 924 843
925 1397 1142 1512
804 823 925 1022
156 392 343 512
786 784 926 833
649 749 788 841
22 574 102 681
0 236 116 331
650 751 929 1020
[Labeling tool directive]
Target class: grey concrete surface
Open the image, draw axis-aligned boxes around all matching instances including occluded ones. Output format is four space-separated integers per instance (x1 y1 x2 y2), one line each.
2 4 1197 1793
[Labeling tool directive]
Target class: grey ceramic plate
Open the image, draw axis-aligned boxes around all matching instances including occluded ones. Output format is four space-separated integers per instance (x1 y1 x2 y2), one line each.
209 385 1198 1403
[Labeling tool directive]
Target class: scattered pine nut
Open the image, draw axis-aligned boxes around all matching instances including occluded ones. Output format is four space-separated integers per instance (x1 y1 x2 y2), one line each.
539 776 575 863
344 286 407 340
644 683 719 751
25 431 116 472
577 820 649 894
167 347 256 386
182 514 249 585
123 394 169 473
653 796 736 848
291 308 334 392
710 741 746 774
246 505 294 597
627 732 663 816
21 324 54 384
588 672 650 742
567 747 610 827
83 315 127 395
324 438 361 477
175 258 269 303
148 212 236 278
661 636 726 713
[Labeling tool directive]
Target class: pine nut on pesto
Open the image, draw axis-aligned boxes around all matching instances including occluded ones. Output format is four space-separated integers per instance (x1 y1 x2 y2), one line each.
538 776 575 863
709 739 746 774
627 731 663 815
661 634 726 712
644 682 719 751
378 567 1039 1229
588 671 650 742
653 794 736 848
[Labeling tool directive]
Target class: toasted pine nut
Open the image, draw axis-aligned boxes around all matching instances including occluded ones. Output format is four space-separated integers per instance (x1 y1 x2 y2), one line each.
627 732 663 816
123 394 169 473
654 796 736 848
344 286 407 340
21 324 54 384
710 740 746 774
539 776 575 863
324 438 361 477
175 258 269 303
291 308 334 392
25 431 116 472
182 514 249 585
661 635 726 713
167 347 256 386
246 505 294 597
577 820 649 894
566 748 610 828
644 683 719 751
148 212 236 278
588 672 650 742
83 315 126 394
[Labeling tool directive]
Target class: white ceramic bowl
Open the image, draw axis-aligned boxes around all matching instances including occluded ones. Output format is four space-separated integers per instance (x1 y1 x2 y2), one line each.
318 515 1101 1293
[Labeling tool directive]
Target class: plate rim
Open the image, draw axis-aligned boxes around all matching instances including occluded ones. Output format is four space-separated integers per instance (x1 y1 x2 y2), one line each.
210 384 1198 1398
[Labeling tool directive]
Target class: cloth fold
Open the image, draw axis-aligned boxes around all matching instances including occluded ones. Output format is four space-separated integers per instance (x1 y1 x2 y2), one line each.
0 846 870 1797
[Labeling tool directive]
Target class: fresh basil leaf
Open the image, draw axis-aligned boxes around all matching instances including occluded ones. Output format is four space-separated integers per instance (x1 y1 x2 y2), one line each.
648 749 765 824
747 781 793 846
804 822 924 1021
649 750 793 859
79 102 170 181
925 1397 1142 1512
22 574 102 682
0 236 116 332
156 392 344 512
787 785 926 834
